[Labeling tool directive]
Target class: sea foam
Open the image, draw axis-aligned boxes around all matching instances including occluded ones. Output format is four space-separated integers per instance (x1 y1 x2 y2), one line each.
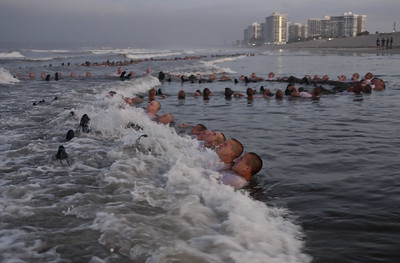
0 67 20 84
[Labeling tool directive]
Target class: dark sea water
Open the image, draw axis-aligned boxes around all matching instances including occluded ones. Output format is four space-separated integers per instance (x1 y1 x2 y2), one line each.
0 46 399 263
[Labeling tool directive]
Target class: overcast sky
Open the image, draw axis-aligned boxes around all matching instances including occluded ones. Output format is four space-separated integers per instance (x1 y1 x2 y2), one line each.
0 0 398 48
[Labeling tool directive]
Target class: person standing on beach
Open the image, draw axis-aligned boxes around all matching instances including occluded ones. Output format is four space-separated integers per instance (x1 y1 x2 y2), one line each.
381 38 385 50
386 37 390 49
390 37 393 49
376 38 380 50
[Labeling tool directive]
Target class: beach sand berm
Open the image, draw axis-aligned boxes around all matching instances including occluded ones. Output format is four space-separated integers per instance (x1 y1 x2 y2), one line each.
259 32 400 54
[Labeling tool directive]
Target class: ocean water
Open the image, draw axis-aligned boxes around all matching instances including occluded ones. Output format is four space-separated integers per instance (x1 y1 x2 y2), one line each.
0 46 399 263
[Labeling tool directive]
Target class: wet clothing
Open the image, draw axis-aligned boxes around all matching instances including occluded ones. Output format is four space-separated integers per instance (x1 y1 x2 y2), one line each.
300 91 312 98
219 171 248 189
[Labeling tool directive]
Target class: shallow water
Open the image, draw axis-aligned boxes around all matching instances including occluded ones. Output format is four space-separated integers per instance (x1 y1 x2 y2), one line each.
0 46 399 263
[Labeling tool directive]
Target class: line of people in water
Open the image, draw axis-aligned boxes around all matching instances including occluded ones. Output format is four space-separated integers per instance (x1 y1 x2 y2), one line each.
82 52 251 68
111 72 383 187
55 83 263 190
15 71 92 80
143 68 385 93
120 71 385 108
109 70 385 185
15 60 382 92
162 117 263 190
15 52 251 79
56 69 385 189
106 88 263 190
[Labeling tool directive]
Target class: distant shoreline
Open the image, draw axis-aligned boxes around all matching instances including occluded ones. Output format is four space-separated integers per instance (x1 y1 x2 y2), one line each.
277 47 400 55
256 32 400 54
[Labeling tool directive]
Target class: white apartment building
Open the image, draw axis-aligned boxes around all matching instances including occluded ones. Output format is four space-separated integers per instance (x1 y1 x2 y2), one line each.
265 12 288 44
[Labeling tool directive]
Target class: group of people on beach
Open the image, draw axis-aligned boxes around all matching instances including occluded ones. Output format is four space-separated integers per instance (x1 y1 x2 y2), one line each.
376 36 393 50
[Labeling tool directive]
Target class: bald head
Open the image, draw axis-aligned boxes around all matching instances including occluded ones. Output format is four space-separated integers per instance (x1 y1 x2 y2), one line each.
215 138 243 163
157 113 174 125
204 131 225 148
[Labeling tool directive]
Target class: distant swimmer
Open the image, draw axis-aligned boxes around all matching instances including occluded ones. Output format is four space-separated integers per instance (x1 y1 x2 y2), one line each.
351 73 360 82
158 71 166 82
124 72 132 80
203 88 212 100
119 71 126 80
178 90 186 99
262 88 272 97
146 100 161 118
79 114 91 133
148 88 157 101
156 113 175 125
66 129 75 141
56 145 70 165
246 87 255 100
194 90 202 96
249 72 264 82
267 72 275 80
32 99 45 106
370 78 385 91
275 89 284 99
224 88 234 99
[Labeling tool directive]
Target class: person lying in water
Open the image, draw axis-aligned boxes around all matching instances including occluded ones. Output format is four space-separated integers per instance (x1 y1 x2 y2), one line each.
218 152 263 190
215 138 244 166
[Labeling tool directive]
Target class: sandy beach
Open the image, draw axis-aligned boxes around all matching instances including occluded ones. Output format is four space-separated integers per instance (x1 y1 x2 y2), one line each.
259 31 400 54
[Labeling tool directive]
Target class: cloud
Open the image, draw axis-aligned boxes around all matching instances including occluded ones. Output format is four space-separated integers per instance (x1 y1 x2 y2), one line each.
1 0 133 16
0 0 398 48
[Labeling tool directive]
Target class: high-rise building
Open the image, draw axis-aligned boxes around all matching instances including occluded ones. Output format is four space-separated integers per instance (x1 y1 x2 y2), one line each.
288 22 307 42
312 12 367 38
301 25 308 39
242 11 366 45
243 28 249 45
308 16 331 38
250 22 261 40
357 15 367 34
243 22 262 45
265 12 288 44
260 22 267 42
330 12 360 37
